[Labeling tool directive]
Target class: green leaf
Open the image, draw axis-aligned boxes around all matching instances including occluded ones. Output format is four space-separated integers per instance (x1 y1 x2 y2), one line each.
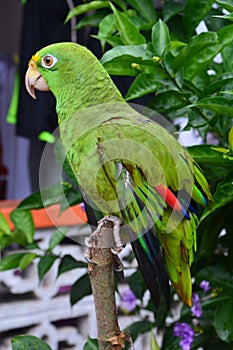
214 13 233 21
183 0 215 39
149 90 187 117
0 253 25 271
214 299 233 343
222 45 233 72
0 211 11 236
12 335 52 350
228 126 233 152
75 10 109 30
217 23 233 49
94 34 123 48
101 44 154 64
124 320 155 341
184 24 233 81
151 19 170 57
201 295 232 310
196 266 233 294
188 145 233 186
59 184 83 213
186 96 233 118
216 0 233 12
18 181 82 215
54 139 78 186
15 191 43 210
201 72 233 96
125 65 178 100
109 3 146 45
38 255 58 281
66 1 109 22
70 273 92 305
188 145 233 169
17 182 71 210
202 171 233 220
171 31 218 73
150 331 160 350
98 13 116 50
48 229 66 251
163 0 186 22
10 209 34 244
83 337 98 350
57 254 87 277
125 72 158 100
112 0 127 10
127 0 157 22
128 270 147 299
19 253 37 271
101 44 154 76
0 229 29 249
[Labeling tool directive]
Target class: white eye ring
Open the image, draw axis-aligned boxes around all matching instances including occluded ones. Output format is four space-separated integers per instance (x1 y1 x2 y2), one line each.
41 54 57 68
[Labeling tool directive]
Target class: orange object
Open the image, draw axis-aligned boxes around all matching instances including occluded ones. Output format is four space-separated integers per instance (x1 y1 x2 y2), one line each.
0 200 87 230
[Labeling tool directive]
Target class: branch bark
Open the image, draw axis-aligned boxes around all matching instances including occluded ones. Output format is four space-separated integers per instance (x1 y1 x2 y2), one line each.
87 220 130 350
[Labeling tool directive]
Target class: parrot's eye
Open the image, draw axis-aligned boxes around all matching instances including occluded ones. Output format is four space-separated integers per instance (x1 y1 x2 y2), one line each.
41 54 57 68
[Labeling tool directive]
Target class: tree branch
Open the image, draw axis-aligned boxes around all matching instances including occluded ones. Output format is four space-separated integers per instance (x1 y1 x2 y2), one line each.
87 220 132 350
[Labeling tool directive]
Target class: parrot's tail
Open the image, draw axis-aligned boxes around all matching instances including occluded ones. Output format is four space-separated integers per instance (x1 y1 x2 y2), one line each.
131 229 170 309
84 200 170 307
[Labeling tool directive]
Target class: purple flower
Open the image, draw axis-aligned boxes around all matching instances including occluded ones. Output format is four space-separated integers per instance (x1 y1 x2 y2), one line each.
58 285 72 294
173 323 194 350
206 132 219 145
80 202 86 212
191 293 202 318
180 339 193 350
200 280 211 292
120 289 137 312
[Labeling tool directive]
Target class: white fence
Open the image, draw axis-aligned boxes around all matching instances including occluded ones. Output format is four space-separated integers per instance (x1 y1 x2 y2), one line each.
0 225 157 350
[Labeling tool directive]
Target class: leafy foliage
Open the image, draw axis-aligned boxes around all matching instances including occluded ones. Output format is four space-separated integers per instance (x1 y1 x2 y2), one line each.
70 273 92 306
1 0 233 349
11 335 52 350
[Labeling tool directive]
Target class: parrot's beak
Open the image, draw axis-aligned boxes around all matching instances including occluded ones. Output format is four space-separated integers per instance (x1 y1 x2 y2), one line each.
25 59 49 99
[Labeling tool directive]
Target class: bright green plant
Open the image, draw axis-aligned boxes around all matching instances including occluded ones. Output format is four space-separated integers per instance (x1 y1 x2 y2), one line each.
0 1 233 349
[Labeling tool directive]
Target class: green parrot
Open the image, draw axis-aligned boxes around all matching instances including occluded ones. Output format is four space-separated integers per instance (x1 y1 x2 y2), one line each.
25 42 212 307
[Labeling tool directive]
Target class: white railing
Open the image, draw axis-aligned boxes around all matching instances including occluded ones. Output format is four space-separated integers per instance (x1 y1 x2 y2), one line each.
0 226 156 350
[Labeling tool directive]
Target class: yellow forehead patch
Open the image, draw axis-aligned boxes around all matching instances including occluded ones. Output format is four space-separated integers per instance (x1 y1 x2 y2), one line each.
32 52 40 63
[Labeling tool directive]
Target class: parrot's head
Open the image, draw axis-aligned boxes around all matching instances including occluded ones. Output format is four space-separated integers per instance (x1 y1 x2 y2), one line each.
25 42 123 116
25 42 88 99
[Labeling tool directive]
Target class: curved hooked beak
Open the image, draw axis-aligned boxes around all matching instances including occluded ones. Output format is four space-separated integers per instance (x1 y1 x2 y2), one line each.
25 59 50 99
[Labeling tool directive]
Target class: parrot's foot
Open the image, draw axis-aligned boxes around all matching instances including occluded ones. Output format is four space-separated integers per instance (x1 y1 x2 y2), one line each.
84 216 124 273
99 215 123 254
114 162 123 180
83 250 96 265
113 254 124 272
85 215 124 254
83 249 124 275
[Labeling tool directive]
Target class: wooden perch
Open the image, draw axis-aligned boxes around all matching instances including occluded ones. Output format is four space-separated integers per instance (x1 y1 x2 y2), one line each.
87 219 133 350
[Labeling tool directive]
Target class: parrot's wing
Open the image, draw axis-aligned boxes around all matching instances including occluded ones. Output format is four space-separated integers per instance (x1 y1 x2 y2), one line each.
60 104 212 307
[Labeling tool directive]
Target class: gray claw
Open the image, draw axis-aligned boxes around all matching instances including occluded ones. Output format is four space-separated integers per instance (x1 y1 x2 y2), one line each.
83 249 97 265
114 162 123 180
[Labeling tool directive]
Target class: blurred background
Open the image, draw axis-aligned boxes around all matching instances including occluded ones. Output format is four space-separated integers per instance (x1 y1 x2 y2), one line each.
0 1 30 199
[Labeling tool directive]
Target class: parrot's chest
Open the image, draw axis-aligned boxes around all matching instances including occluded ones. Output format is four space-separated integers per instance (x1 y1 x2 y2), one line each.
65 127 122 213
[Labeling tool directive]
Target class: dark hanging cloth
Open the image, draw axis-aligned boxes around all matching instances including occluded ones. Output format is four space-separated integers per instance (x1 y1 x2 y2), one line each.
15 0 104 192
16 0 79 139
